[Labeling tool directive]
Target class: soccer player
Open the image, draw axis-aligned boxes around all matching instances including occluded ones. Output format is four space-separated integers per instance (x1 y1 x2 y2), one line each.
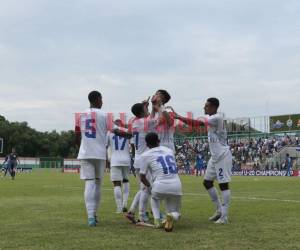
195 154 204 177
124 102 155 223
285 153 292 177
183 158 191 175
4 148 19 180
75 90 109 227
139 132 182 232
150 90 175 152
106 119 132 213
170 98 232 224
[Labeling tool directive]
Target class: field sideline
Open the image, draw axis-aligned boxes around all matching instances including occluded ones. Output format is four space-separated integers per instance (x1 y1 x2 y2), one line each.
0 170 299 250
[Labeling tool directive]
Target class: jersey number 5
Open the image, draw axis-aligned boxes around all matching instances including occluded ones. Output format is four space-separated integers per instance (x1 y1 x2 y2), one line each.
85 118 96 138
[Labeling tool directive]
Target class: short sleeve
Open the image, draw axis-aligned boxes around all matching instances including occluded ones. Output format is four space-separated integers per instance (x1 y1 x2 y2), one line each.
139 154 149 175
206 114 220 127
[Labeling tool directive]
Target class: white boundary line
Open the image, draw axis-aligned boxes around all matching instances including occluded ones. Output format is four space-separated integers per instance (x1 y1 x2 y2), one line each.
42 186 300 204
183 192 300 203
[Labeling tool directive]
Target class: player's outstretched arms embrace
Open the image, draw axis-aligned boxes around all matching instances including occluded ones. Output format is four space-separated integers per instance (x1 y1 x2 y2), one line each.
166 106 206 128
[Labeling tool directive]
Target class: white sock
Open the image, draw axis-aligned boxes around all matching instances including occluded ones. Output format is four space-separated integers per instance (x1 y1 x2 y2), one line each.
95 179 101 217
139 189 150 217
122 182 130 208
129 190 141 213
207 187 221 212
114 186 123 211
170 212 181 221
84 180 96 219
221 190 231 218
151 198 161 220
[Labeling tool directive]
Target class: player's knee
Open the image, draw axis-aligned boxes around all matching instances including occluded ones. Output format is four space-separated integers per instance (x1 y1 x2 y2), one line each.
203 180 214 190
219 182 229 191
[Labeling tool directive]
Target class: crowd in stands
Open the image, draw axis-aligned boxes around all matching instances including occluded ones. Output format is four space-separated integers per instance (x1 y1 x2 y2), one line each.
175 135 300 174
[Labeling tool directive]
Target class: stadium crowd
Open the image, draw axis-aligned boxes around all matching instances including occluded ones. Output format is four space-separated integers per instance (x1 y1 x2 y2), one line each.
175 135 300 174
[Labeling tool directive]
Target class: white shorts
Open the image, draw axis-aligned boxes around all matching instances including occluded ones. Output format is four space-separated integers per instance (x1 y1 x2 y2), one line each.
204 152 232 184
80 159 106 180
152 179 182 196
110 165 130 182
151 192 181 213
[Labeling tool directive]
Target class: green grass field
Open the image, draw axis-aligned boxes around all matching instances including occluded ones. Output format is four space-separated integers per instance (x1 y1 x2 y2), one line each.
0 170 299 250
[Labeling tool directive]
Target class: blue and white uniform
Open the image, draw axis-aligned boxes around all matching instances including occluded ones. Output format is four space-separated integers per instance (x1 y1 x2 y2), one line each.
106 131 131 182
204 113 233 184
77 108 108 180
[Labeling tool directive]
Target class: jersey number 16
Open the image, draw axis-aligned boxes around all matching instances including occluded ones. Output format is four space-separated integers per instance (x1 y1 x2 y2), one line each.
157 155 177 174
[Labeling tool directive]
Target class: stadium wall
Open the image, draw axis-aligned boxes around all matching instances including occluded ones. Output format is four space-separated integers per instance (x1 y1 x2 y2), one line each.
0 157 40 168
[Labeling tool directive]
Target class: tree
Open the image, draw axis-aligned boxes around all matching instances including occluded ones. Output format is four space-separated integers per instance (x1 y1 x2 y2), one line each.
0 115 78 158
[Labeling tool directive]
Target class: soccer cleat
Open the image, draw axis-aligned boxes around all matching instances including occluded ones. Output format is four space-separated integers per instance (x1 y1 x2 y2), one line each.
164 213 174 232
88 218 97 227
138 213 150 223
125 212 137 224
214 217 229 224
122 207 128 213
209 211 222 222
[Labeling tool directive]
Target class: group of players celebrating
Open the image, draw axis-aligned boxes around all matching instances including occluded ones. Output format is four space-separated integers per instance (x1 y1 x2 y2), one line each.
75 89 232 232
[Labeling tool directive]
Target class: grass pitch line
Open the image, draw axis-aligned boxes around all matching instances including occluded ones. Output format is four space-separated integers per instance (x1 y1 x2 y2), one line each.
100 188 300 203
183 192 300 203
47 187 300 204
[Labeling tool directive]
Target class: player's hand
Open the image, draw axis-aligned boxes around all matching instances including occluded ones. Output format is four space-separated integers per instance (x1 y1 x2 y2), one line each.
142 96 150 107
165 106 178 118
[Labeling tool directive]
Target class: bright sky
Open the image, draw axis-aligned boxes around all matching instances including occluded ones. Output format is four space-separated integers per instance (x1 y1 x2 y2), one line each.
1 0 299 131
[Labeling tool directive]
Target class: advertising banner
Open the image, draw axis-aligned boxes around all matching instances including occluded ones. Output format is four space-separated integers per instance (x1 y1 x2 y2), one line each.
270 114 300 132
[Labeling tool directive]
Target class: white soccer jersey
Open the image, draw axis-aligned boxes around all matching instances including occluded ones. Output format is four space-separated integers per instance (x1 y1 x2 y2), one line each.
77 108 108 160
131 117 156 168
139 146 182 195
157 128 175 152
106 132 131 167
153 108 175 152
206 113 230 163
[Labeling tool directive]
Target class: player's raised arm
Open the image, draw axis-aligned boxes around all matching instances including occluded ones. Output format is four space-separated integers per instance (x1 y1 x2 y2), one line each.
113 128 133 139
150 94 174 128
112 119 133 139
157 109 174 128
167 106 206 127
